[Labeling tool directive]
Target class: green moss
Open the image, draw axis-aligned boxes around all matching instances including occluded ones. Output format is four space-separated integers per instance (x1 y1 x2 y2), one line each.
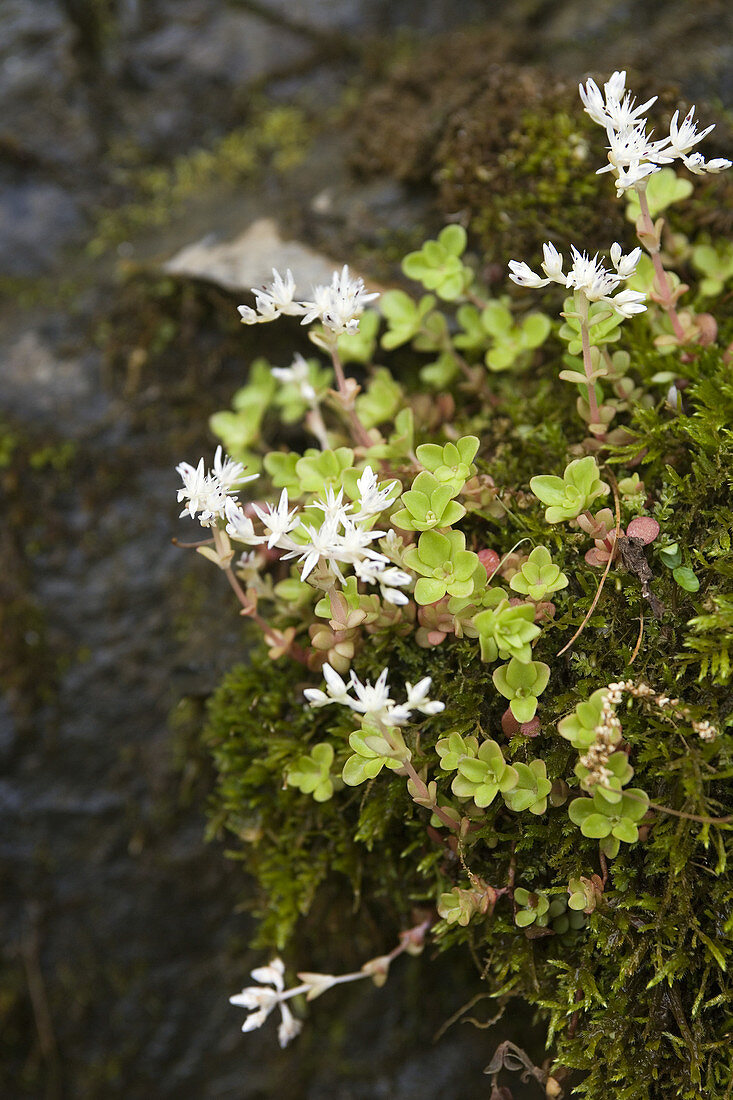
0 419 78 722
349 46 733 268
442 106 614 263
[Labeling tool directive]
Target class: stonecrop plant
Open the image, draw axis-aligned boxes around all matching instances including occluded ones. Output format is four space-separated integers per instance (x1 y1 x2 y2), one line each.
176 72 733 1098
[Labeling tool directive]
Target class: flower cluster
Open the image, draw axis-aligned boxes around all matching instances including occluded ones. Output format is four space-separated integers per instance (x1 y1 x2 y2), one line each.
304 664 444 728
230 923 429 1046
202 464 407 598
271 352 317 402
176 445 257 527
579 69 731 193
238 265 379 336
509 242 646 318
225 466 402 594
229 958 303 1048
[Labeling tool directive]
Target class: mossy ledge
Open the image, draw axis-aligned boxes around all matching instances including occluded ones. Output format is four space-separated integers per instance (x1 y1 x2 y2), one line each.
203 296 733 1096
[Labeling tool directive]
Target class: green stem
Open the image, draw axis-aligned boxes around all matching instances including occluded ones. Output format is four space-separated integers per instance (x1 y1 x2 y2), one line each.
575 291 602 430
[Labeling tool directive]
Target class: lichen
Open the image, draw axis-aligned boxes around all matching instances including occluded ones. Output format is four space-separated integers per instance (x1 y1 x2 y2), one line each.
88 103 313 256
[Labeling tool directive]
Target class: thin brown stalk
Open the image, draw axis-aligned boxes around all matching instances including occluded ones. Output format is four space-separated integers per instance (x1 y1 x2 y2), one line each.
629 613 644 664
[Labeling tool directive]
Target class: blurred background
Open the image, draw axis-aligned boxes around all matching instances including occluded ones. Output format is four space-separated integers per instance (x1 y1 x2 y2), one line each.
1 1 731 1097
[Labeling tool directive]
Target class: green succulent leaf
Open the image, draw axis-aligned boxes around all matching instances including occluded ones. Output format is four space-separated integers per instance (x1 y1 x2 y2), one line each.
503 760 551 815
286 742 335 802
493 658 550 724
380 291 437 349
295 448 355 494
530 457 609 524
354 368 403 429
625 168 693 221
475 600 541 664
404 530 479 604
509 545 569 601
402 226 473 300
557 690 615 751
673 566 700 592
691 239 733 299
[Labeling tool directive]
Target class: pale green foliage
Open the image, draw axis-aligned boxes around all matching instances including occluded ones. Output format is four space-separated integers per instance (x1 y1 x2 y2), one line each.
342 725 409 786
392 471 465 532
509 545 569 601
402 225 473 300
455 299 551 371
624 167 693 221
379 290 436 349
557 689 614 751
415 435 479 491
691 239 733 298
355 367 403 428
513 888 566 929
503 759 552 815
568 787 649 859
403 530 478 604
436 733 518 808
474 594 540 663
492 657 550 723
286 742 336 802
209 358 277 471
530 456 609 523
437 886 480 926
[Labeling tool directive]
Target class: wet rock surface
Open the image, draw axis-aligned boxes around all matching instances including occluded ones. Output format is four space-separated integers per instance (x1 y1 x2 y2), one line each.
1 2 731 1097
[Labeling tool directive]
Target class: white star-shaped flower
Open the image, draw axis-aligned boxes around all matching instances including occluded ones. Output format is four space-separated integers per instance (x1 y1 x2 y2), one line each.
251 489 300 549
300 265 379 336
271 352 317 402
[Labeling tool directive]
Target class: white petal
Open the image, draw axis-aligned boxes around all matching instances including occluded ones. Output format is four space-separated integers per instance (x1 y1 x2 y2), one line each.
323 663 348 698
303 688 330 707
541 242 564 278
241 1008 270 1032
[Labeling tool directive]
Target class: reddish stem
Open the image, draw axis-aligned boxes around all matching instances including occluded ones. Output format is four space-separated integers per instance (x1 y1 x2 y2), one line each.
402 758 462 832
226 567 309 664
637 190 686 342
330 345 373 448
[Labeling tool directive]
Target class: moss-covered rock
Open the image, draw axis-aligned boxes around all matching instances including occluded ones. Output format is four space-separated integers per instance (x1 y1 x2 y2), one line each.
202 266 733 1096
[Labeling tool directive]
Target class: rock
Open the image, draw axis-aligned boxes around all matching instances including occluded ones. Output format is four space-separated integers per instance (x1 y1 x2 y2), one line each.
0 0 96 170
163 216 345 295
133 2 310 85
0 182 84 277
2 331 97 421
265 0 492 33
